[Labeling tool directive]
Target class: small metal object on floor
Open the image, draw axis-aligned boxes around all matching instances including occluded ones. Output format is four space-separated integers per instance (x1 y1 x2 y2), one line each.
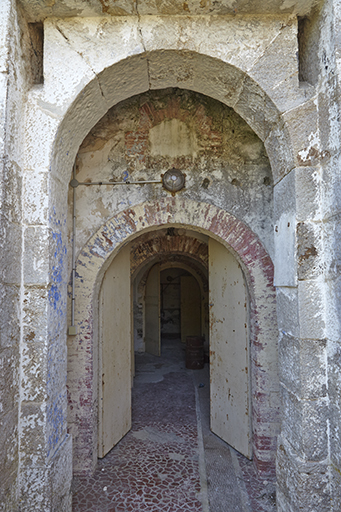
72 339 276 511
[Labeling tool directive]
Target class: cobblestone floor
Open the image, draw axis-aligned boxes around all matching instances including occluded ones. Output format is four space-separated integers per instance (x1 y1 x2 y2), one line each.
72 339 276 511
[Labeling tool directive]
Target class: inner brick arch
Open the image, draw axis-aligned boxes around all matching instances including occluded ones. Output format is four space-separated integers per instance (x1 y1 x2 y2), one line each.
130 232 209 278
67 197 279 478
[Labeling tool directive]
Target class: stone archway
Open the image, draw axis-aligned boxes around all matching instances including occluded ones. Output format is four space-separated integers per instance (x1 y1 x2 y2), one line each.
16 11 333 509
67 197 278 478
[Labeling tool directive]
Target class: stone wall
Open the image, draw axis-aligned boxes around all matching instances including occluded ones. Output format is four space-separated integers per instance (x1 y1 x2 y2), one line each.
1 2 341 509
275 1 341 510
0 1 37 509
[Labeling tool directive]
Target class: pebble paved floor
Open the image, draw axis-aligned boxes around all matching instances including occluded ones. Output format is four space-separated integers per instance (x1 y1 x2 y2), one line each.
72 339 276 511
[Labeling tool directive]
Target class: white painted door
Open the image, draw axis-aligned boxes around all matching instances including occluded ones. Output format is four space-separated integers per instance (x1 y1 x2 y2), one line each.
180 275 201 344
209 238 251 459
145 264 161 356
98 245 131 458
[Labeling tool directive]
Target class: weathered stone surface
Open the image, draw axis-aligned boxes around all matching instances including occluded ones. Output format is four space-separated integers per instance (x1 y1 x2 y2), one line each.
322 154 341 221
324 213 341 280
46 389 68 461
276 287 299 338
282 98 321 168
20 402 47 467
0 347 19 415
0 284 20 349
1 222 22 285
318 75 340 161
264 120 295 184
296 220 323 280
23 226 50 285
234 76 280 141
330 463 341 512
18 0 324 22
298 278 326 340
21 338 47 404
2 159 22 224
295 166 321 221
324 275 341 343
281 386 328 461
279 332 327 399
50 434 73 512
277 436 330 511
1 2 340 510
0 409 19 480
273 170 297 287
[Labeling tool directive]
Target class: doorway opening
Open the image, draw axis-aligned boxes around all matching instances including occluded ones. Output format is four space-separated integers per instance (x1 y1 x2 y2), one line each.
98 228 251 464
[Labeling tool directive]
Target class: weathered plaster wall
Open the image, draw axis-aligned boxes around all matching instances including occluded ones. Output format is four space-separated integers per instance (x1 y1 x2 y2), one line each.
72 88 273 257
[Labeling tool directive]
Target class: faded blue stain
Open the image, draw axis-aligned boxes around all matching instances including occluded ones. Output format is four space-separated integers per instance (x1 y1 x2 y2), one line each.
47 394 65 458
123 170 129 182
49 229 67 313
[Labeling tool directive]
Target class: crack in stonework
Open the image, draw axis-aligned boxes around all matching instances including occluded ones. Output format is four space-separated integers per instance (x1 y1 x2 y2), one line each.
55 24 70 43
55 22 105 100
136 0 151 89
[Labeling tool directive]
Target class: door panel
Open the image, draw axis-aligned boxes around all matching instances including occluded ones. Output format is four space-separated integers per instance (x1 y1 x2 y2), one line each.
180 275 201 343
99 245 131 458
209 238 251 459
145 264 161 356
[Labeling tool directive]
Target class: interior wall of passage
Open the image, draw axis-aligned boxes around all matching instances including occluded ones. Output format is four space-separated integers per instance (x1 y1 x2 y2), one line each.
133 253 209 352
69 87 274 265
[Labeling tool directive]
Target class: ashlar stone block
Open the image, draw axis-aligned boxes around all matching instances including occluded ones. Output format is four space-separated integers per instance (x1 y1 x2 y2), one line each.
19 402 47 467
298 278 326 340
282 97 320 168
0 283 20 349
23 226 50 285
264 120 295 185
281 386 328 461
277 436 330 511
276 287 299 338
23 170 48 225
321 154 341 221
279 332 327 400
234 75 280 141
296 220 323 280
1 221 22 286
295 166 321 221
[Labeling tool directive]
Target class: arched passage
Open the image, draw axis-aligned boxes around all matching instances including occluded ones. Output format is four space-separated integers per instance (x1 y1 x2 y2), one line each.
48 49 290 480
18 14 328 509
67 198 278 478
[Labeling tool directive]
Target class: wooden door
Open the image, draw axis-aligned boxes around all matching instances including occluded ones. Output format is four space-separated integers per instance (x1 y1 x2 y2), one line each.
180 275 201 343
209 238 251 458
98 245 131 458
145 264 161 356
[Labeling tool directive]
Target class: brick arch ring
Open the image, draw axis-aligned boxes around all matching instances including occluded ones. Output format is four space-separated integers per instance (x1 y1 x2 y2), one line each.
67 197 279 478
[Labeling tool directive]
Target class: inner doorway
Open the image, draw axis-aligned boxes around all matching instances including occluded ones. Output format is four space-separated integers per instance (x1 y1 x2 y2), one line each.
145 265 206 357
98 231 251 463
